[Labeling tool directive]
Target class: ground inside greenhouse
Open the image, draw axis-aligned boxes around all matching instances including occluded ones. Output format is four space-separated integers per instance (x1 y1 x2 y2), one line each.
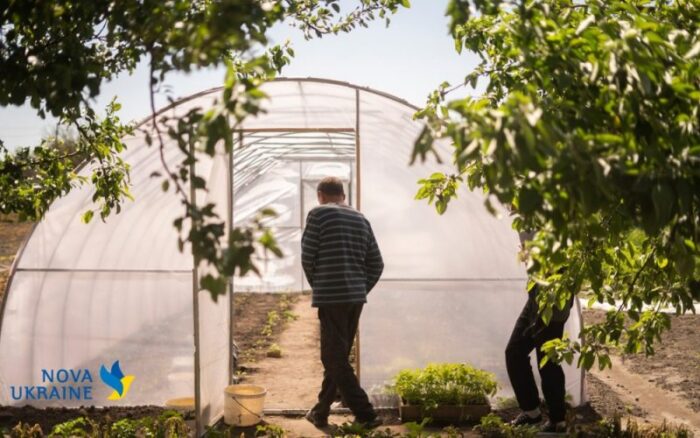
1 216 699 436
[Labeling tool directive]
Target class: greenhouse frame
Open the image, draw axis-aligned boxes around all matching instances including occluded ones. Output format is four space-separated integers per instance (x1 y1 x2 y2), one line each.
0 78 585 434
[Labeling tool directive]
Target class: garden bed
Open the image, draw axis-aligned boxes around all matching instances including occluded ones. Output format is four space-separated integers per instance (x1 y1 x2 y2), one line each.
583 309 700 413
399 404 491 424
0 405 169 434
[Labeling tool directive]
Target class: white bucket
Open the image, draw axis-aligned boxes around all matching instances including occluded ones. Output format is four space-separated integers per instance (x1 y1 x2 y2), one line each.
224 384 267 426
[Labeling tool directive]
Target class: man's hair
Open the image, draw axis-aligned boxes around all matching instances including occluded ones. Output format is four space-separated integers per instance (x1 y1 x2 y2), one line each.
317 176 345 197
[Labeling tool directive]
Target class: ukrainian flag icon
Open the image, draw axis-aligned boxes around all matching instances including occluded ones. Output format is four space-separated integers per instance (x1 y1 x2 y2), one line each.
100 361 134 400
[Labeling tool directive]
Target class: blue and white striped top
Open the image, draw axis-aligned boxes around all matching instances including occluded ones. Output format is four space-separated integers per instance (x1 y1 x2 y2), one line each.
301 203 384 307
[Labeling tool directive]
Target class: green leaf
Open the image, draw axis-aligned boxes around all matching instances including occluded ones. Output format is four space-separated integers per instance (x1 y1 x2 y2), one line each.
81 210 94 224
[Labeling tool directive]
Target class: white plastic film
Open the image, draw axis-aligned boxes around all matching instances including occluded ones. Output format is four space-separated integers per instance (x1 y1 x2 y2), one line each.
0 271 193 407
359 281 583 407
0 79 584 427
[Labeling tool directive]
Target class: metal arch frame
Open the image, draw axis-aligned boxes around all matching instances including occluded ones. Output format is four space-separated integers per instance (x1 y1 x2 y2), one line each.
0 77 587 432
189 141 204 436
131 76 420 131
354 88 363 380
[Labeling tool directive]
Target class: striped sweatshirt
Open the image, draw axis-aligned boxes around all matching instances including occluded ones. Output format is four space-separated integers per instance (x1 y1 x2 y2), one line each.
301 203 384 307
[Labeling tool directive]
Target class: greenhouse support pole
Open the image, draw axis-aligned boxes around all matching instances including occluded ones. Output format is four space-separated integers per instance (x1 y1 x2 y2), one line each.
190 141 203 436
354 88 362 379
576 297 587 404
227 133 238 387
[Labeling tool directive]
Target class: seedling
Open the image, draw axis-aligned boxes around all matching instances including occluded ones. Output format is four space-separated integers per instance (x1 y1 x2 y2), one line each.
266 344 282 358
475 414 537 438
49 417 100 437
10 423 43 438
391 363 498 410
255 423 286 438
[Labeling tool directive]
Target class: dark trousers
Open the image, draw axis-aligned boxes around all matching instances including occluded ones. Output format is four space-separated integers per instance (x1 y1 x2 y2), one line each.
505 293 567 422
311 303 375 420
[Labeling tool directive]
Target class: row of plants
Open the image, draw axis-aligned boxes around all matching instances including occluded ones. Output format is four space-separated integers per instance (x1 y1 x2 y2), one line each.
239 294 298 363
6 411 188 438
3 409 693 438
315 416 693 438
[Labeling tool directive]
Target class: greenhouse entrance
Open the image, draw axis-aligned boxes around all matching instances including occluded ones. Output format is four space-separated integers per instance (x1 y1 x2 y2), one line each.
231 128 357 292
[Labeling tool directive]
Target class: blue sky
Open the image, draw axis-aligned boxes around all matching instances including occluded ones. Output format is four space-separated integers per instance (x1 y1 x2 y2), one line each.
0 0 480 150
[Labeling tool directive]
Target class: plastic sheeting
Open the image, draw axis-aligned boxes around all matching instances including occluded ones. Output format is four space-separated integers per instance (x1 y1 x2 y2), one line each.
356 90 583 405
0 79 584 433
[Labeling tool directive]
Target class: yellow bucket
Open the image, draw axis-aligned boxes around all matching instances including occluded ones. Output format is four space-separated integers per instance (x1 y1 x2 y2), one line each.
164 397 194 415
224 384 267 426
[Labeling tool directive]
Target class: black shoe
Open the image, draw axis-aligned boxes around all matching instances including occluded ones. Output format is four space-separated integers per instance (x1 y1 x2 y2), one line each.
510 412 542 426
356 416 382 429
305 410 329 428
540 420 567 433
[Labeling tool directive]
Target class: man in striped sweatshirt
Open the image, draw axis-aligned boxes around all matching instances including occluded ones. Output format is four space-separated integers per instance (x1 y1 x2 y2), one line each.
301 176 384 429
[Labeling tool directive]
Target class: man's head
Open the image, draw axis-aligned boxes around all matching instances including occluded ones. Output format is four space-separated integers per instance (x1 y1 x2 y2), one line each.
317 176 346 205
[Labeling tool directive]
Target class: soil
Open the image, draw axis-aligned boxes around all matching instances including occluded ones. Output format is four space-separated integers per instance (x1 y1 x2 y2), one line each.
582 309 700 435
583 309 700 413
622 316 700 412
233 292 299 366
242 294 321 409
0 405 167 434
584 373 646 419
209 296 481 437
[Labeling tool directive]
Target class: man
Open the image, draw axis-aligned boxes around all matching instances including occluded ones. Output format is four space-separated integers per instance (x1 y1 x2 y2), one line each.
301 176 384 429
506 229 574 433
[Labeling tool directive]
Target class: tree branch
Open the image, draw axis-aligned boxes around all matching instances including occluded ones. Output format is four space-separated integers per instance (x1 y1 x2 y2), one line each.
148 55 187 201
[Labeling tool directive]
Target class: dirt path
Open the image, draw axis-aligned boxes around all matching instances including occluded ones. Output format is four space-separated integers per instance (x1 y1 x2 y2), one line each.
591 356 700 435
242 295 479 437
246 294 322 409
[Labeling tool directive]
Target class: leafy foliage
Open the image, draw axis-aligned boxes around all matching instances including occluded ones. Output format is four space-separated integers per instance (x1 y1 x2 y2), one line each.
106 410 188 438
0 100 132 222
331 419 467 438
391 363 498 409
474 414 537 438
415 0 700 369
593 416 692 438
332 421 401 438
9 423 43 438
49 417 100 437
0 0 409 301
255 423 287 438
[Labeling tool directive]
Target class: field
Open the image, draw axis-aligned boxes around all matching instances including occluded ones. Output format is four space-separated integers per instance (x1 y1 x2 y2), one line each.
0 216 698 436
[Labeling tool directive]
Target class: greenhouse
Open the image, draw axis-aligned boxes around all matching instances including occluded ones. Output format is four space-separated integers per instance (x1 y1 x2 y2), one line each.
0 78 584 434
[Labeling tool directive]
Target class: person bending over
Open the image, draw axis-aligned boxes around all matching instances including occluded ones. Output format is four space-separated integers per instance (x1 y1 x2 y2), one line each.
301 176 384 429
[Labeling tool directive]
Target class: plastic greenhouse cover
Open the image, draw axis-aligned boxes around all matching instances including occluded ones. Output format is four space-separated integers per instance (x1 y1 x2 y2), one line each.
0 79 584 431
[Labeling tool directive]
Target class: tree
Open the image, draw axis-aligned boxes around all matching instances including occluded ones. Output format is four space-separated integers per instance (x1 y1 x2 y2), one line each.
414 0 700 369
0 0 409 299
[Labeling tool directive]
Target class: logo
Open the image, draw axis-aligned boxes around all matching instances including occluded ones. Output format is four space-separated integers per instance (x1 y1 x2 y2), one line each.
99 361 134 400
